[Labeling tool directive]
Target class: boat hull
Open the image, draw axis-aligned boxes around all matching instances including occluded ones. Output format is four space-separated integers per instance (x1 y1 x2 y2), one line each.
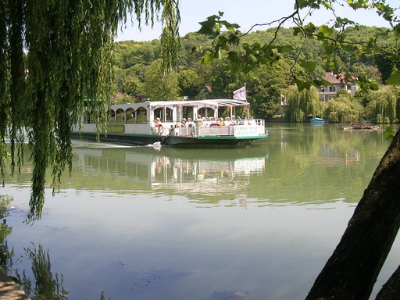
71 132 267 146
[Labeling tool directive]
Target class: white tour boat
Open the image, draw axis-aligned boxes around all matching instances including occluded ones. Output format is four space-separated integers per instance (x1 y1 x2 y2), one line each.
72 99 268 146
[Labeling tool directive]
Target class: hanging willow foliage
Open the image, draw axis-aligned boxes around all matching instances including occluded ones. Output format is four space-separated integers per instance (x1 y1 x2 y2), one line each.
284 85 322 122
0 0 180 222
325 95 364 123
365 86 398 123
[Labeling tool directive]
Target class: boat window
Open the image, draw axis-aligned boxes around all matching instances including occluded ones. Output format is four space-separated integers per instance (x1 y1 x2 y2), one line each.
107 109 116 123
218 107 229 118
198 108 214 118
166 108 173 122
116 108 125 123
154 108 163 121
182 106 193 120
126 108 135 123
136 107 147 123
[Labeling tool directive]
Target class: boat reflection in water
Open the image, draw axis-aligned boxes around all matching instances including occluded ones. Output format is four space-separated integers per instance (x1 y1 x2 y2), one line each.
71 141 268 206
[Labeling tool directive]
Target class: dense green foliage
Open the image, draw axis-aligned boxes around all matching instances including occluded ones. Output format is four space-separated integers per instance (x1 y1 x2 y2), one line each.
112 25 400 122
284 84 400 123
284 86 324 122
365 85 400 123
325 94 365 123
113 26 400 103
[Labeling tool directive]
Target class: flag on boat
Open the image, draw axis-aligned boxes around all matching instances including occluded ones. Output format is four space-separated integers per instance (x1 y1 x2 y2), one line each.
233 86 246 100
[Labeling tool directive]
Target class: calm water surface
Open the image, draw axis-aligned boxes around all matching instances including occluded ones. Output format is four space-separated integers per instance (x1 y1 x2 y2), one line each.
2 123 399 300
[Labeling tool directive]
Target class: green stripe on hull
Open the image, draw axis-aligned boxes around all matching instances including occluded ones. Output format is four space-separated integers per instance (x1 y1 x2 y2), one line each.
197 135 268 140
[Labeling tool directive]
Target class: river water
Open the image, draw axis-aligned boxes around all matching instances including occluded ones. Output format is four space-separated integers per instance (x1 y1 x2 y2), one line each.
1 123 399 300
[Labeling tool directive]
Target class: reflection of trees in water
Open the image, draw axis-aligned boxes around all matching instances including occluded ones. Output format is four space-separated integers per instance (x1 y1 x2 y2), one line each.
16 243 69 300
0 195 111 300
0 195 69 299
0 195 14 274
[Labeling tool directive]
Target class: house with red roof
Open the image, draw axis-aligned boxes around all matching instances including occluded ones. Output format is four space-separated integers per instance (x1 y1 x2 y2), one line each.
318 72 358 102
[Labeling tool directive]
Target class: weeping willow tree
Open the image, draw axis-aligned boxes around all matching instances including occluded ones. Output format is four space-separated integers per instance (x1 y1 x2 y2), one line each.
365 86 398 123
0 0 180 222
325 94 365 123
284 85 322 122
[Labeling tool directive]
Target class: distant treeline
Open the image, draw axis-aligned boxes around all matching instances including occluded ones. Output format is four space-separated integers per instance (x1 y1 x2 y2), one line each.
112 26 400 122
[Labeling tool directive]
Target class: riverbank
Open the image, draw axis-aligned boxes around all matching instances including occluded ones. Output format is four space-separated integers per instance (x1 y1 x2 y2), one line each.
0 269 30 300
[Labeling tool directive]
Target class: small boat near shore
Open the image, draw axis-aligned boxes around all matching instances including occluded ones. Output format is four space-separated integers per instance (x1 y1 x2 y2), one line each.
72 99 268 146
310 118 327 123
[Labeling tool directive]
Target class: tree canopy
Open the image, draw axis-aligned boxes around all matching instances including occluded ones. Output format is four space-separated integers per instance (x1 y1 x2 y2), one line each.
197 0 399 90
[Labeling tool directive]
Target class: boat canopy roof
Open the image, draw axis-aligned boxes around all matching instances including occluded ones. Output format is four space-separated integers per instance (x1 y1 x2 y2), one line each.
109 99 250 109
146 99 250 108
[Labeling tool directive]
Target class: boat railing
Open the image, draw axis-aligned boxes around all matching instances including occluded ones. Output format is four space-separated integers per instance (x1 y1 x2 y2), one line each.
154 119 265 138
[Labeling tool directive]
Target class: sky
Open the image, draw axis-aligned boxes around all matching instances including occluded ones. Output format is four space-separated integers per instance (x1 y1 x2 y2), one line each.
115 0 398 42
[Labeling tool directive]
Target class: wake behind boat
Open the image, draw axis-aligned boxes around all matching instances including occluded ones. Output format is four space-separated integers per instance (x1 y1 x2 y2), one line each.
72 99 268 146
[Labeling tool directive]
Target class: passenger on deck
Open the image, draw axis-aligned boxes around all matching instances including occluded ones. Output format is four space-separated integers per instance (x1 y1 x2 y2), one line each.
204 117 211 127
196 116 204 127
224 117 231 126
153 117 161 127
248 116 255 125
153 117 163 134
219 118 225 126
186 118 194 127
186 117 195 136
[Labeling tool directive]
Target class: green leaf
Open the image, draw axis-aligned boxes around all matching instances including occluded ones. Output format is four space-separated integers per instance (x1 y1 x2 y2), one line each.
394 24 400 39
293 27 302 36
347 0 369 9
385 72 400 85
383 126 395 142
313 79 331 87
294 79 312 91
276 45 295 53
219 20 240 32
299 59 317 71
373 3 394 22
324 43 335 56
319 25 334 38
249 54 257 63
369 81 379 90
304 22 317 35
296 0 320 9
203 54 213 63
321 1 332 9
295 0 309 9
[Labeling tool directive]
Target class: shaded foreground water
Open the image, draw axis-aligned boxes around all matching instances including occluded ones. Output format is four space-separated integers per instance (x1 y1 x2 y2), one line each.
1 123 399 299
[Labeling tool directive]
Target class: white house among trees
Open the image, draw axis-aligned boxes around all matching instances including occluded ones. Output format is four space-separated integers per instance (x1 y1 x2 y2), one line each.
318 72 358 102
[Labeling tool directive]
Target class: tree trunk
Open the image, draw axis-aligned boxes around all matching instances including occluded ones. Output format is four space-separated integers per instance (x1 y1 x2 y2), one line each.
306 129 400 300
375 264 400 300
